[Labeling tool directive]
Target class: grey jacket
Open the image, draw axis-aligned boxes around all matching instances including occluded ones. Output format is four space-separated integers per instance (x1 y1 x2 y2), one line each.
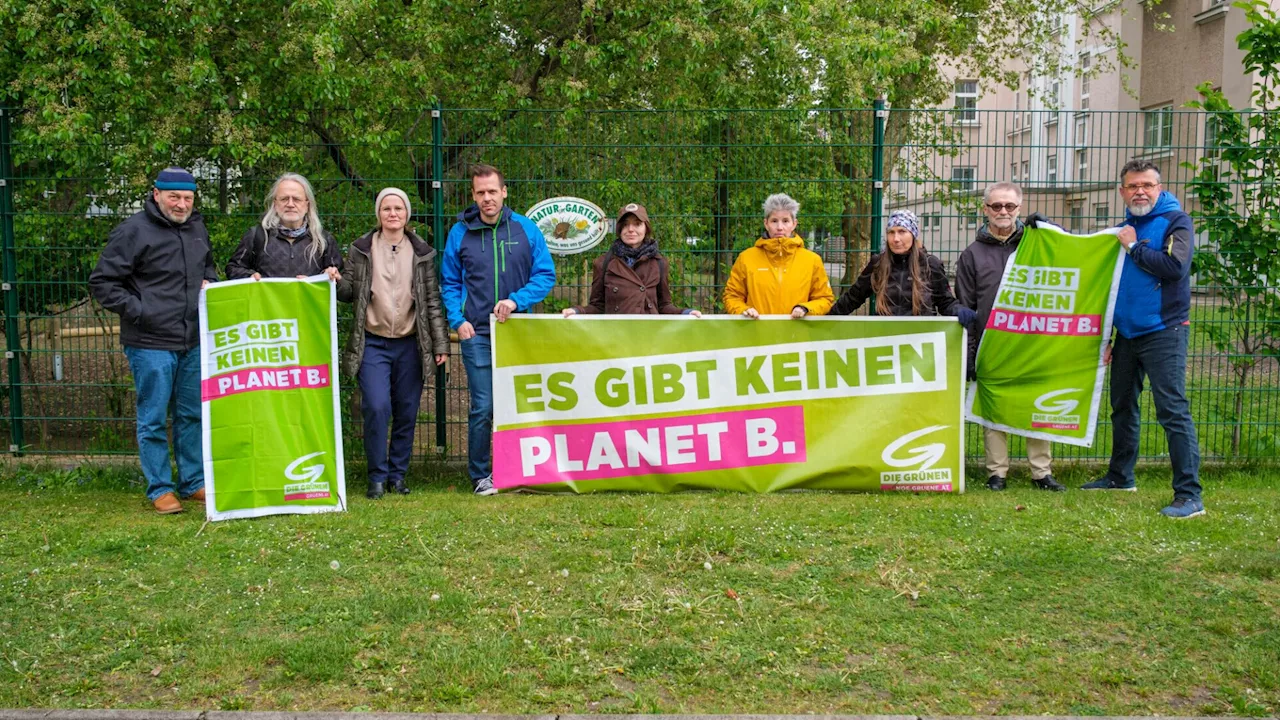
954 221 1025 374
89 195 219 351
337 230 450 380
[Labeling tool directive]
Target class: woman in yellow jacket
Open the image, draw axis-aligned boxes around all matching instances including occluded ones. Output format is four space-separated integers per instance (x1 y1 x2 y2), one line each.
723 193 834 318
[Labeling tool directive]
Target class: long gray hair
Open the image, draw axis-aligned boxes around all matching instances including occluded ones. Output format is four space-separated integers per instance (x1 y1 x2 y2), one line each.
260 173 326 265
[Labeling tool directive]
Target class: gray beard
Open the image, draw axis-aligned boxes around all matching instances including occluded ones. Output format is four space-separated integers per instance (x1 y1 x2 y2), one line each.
1127 203 1154 217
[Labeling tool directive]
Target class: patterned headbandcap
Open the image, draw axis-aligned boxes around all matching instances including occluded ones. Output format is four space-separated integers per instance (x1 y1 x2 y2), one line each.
887 210 920 240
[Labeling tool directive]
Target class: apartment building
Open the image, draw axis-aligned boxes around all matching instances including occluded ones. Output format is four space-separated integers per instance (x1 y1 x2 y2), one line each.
889 0 1267 259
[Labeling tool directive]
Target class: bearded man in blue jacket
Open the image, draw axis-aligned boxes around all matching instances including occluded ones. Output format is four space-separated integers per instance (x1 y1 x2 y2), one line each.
441 164 556 496
1082 159 1203 518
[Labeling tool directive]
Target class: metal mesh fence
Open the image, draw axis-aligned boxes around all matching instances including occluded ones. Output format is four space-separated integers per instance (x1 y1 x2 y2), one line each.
0 106 1274 465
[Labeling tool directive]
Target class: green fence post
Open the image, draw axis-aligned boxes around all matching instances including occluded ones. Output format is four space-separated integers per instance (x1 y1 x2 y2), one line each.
870 97 886 255
431 104 447 457
0 108 23 455
867 97 887 313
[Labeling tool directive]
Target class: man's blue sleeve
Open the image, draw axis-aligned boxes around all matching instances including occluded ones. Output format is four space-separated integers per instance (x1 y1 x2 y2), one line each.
440 223 467 330
1128 217 1194 282
509 216 557 311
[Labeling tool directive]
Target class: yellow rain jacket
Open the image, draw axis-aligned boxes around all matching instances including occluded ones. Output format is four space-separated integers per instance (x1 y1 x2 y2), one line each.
723 236 835 315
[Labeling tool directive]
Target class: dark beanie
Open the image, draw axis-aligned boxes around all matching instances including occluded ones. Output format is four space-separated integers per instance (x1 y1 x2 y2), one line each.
155 167 197 192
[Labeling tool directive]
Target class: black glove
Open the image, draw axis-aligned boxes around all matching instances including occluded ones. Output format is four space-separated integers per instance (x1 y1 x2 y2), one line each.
955 306 979 328
1025 211 1053 229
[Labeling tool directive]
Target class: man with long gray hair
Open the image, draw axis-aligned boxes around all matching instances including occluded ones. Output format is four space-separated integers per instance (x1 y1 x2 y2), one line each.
226 172 343 281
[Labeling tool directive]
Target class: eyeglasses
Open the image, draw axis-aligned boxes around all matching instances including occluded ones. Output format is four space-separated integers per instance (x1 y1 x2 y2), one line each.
1120 182 1160 192
275 195 308 205
985 202 1020 212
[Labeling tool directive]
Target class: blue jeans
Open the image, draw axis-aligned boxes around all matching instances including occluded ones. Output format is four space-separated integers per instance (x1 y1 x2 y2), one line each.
124 346 204 500
357 334 423 484
460 334 493 481
1107 324 1202 500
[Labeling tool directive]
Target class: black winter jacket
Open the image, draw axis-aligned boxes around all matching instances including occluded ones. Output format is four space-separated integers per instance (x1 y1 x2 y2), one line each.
830 250 959 317
89 195 219 351
225 225 344 280
954 221 1024 373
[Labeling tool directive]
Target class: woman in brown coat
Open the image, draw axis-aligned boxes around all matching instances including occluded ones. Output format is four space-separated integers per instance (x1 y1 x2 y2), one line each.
562 203 700 316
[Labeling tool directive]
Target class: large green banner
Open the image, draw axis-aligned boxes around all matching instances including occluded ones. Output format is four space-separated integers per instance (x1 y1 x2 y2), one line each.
200 277 346 521
966 224 1123 447
492 315 967 493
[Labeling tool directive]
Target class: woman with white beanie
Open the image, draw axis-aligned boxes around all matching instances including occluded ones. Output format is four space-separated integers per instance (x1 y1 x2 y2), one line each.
337 188 450 499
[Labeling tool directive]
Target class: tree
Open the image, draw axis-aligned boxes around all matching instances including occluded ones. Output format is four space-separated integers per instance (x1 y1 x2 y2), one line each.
1185 0 1280 456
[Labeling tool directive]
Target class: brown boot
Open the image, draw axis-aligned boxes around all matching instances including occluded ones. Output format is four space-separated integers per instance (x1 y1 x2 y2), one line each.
152 492 184 514
183 487 206 503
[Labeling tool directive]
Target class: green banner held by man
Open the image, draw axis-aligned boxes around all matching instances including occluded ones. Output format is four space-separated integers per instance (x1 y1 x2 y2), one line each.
967 224 1124 447
200 277 347 520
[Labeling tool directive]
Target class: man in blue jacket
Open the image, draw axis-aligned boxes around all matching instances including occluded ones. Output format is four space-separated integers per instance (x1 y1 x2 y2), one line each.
1082 159 1203 518
441 164 556 495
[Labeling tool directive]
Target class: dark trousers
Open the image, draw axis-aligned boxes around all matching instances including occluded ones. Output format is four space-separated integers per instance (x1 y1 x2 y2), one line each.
357 333 423 484
1107 324 1201 500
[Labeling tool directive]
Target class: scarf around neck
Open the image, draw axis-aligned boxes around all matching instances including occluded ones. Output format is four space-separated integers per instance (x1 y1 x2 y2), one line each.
610 238 658 267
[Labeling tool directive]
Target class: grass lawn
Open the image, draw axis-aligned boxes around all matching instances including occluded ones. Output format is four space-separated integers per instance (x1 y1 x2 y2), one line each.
1 464 1277 715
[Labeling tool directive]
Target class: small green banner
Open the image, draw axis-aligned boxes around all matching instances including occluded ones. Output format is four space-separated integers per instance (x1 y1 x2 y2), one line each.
200 276 346 520
491 315 967 493
966 224 1123 447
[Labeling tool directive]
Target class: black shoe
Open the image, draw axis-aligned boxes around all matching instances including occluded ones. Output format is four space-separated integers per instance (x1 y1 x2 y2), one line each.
986 475 1006 491
366 481 385 499
1032 475 1067 492
389 478 410 495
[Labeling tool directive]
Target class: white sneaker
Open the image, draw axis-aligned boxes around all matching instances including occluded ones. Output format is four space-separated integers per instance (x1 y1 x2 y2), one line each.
473 475 498 496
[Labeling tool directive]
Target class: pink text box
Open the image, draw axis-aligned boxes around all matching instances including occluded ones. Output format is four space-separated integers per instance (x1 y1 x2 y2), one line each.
988 309 1103 336
202 364 330 401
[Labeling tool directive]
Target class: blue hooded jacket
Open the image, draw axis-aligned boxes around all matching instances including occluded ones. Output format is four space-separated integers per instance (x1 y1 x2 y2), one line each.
441 204 557 336
1113 191 1195 339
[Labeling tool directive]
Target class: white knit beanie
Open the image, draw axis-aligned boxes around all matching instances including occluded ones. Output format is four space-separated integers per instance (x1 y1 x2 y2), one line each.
375 187 412 225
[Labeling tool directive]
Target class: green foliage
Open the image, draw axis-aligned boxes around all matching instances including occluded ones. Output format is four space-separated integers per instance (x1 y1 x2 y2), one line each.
1186 0 1280 453
0 0 1123 195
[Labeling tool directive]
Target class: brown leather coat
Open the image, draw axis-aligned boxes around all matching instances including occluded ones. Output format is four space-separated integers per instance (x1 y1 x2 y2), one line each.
573 253 688 315
337 230 449 380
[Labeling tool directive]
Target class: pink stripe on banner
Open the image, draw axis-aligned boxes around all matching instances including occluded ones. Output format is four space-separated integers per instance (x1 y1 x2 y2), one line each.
202 364 330 401
988 309 1103 336
493 406 807 488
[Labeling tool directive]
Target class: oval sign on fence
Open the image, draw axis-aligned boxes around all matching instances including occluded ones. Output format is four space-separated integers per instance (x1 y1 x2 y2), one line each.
527 197 609 255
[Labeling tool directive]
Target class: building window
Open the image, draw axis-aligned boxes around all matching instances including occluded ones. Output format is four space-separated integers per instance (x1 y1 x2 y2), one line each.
1205 112 1222 158
1094 203 1109 227
1076 149 1088 178
1079 53 1091 111
967 210 980 229
1144 105 1174 149
1075 115 1089 146
1070 202 1084 232
933 214 943 229
1010 162 1019 181
955 80 978 122
1014 94 1022 130
951 166 977 192
1047 155 1058 184
1021 160 1030 181
1024 73 1033 127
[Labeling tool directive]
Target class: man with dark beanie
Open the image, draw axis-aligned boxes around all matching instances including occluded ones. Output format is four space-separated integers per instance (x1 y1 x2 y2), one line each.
89 167 219 514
